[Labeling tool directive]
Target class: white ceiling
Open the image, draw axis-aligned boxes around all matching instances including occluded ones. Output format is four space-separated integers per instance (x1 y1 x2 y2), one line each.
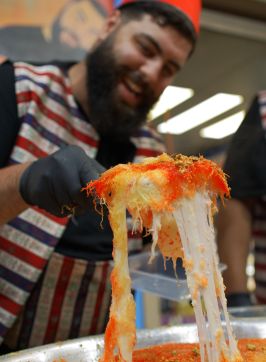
152 0 266 157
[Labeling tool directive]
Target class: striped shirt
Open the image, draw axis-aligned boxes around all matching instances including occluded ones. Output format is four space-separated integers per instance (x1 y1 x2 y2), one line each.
0 61 165 347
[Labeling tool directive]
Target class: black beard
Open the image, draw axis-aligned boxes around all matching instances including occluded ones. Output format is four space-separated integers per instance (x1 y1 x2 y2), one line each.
86 33 158 140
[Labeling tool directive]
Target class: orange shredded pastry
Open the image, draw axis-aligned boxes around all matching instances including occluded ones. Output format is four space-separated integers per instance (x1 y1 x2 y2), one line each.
85 153 243 362
129 339 266 362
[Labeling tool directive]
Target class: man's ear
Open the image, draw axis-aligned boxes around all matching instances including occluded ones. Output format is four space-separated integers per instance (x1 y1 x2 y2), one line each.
98 10 121 41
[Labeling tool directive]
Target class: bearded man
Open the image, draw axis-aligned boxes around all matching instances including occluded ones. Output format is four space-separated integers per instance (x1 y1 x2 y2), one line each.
0 0 201 353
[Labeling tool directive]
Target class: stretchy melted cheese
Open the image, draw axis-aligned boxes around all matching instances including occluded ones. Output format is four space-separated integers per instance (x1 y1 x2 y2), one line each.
85 153 242 362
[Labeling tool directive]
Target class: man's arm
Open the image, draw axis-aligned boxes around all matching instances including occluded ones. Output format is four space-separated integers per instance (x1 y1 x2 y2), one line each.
0 163 30 224
0 145 106 225
216 198 252 296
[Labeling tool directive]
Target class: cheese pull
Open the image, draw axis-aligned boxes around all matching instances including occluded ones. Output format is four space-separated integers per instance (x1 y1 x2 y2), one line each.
85 153 243 362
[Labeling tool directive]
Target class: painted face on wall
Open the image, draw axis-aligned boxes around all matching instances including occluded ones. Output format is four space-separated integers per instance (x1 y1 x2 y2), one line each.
87 13 193 139
57 0 106 50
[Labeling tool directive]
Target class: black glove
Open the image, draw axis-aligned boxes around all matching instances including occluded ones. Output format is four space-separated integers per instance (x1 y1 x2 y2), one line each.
19 145 105 217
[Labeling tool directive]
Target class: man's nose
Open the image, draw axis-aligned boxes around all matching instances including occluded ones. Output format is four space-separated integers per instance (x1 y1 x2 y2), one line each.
140 59 162 86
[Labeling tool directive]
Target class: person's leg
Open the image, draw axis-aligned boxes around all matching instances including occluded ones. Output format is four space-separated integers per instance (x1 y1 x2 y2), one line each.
216 198 252 296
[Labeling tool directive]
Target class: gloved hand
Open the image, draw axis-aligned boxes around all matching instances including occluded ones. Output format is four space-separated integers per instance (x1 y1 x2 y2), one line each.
19 145 105 217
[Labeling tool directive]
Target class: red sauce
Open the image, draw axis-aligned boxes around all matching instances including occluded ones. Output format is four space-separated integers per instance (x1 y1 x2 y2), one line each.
85 154 230 212
125 339 266 362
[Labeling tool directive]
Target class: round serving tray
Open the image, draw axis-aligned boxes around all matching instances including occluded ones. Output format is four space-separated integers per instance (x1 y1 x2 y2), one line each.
2 318 266 362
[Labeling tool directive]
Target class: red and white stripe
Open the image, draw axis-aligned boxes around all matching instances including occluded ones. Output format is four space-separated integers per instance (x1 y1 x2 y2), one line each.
259 90 266 129
0 61 165 346
5 253 111 348
0 224 53 259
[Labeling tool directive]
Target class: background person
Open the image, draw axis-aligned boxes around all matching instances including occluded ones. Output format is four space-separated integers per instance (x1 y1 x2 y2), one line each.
216 91 266 307
0 0 110 62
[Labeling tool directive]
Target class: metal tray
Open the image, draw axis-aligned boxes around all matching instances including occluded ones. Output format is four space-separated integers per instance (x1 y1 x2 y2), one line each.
229 305 266 319
2 318 266 362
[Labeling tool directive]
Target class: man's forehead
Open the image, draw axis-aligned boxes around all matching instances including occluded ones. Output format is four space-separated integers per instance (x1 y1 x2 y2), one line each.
118 13 186 44
119 13 169 31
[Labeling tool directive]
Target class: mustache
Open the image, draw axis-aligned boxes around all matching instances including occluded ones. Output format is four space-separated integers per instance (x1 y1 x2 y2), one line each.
119 67 159 106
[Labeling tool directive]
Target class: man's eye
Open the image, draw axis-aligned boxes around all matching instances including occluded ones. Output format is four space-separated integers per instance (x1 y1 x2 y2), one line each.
139 42 153 57
163 66 175 77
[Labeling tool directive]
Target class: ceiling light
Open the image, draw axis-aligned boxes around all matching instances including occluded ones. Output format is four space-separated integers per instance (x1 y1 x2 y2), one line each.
149 86 194 120
200 111 245 139
158 93 243 134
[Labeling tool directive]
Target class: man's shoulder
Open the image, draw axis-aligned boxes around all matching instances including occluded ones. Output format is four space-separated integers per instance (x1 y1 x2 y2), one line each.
131 124 166 156
258 90 266 109
0 61 20 167
0 60 16 95
13 61 73 75
137 124 164 142
13 61 77 92
0 60 15 74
